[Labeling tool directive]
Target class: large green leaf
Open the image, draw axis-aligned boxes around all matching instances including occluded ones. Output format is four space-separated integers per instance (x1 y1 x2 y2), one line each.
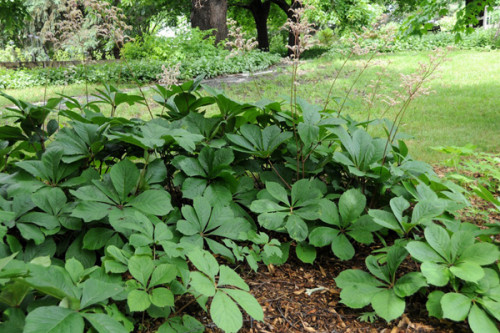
450 262 485 282
82 313 128 333
291 179 323 207
24 306 84 333
285 214 308 242
426 290 444 319
218 265 249 291
406 241 445 263
190 271 216 296
441 292 471 321
335 270 384 308
424 224 451 262
265 182 289 205
149 264 177 287
83 228 115 250
369 209 401 232
371 289 405 322
71 201 111 222
309 227 338 247
32 187 66 215
80 278 123 309
150 288 174 307
394 272 427 297
250 200 286 214
468 304 499 333
421 262 450 286
210 291 242 333
318 200 340 226
24 264 81 308
127 289 151 312
330 232 355 261
389 196 409 223
338 189 366 224
187 248 219 278
223 288 264 321
110 159 139 202
460 243 500 266
128 190 173 216
128 256 154 287
295 242 317 264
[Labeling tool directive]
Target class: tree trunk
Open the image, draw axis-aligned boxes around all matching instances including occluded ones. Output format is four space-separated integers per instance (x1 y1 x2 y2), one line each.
270 0 301 56
249 0 271 51
191 0 228 44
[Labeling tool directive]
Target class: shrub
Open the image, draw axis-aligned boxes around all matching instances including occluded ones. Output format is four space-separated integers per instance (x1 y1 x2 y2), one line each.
329 28 500 55
0 50 281 89
0 63 497 332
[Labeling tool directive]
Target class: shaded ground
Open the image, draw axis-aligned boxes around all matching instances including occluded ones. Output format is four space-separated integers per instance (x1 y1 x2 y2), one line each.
195 165 498 333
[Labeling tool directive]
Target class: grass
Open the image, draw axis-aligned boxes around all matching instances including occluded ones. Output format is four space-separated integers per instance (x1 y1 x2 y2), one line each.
1 49 499 163
218 50 500 162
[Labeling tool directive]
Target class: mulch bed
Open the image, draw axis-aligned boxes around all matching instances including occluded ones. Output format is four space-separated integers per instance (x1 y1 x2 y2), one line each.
162 165 499 333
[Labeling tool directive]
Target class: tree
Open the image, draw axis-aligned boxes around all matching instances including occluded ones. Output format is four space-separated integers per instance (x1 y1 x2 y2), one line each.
396 0 496 35
0 0 29 43
118 0 189 38
232 0 272 51
230 0 307 51
191 0 228 43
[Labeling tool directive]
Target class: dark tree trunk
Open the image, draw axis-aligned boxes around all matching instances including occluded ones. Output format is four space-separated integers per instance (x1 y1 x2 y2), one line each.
270 0 302 56
249 0 271 51
113 44 121 59
191 0 228 44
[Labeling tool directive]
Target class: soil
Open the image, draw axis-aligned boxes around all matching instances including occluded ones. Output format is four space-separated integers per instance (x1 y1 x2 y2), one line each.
190 165 499 333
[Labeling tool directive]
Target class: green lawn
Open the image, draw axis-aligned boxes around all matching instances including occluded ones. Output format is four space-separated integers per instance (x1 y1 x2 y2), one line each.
1 49 499 163
219 50 500 162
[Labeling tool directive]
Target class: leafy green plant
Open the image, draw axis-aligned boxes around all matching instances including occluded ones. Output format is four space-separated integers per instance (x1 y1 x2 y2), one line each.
426 268 500 333
0 44 492 332
187 248 264 333
250 179 325 243
308 189 381 260
335 245 427 322
176 196 252 260
406 224 499 286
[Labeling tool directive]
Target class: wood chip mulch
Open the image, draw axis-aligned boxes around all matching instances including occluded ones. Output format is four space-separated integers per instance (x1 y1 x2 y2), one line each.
187 164 499 332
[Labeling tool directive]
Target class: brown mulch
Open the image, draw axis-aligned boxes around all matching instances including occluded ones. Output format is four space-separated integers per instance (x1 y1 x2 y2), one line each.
213 248 470 333
174 165 498 333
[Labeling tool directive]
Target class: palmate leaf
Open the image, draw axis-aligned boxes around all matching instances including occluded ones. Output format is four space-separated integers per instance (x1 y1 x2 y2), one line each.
420 262 450 286
187 248 219 279
335 270 384 308
285 214 308 242
218 265 249 291
226 124 292 158
150 288 174 307
24 264 81 309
